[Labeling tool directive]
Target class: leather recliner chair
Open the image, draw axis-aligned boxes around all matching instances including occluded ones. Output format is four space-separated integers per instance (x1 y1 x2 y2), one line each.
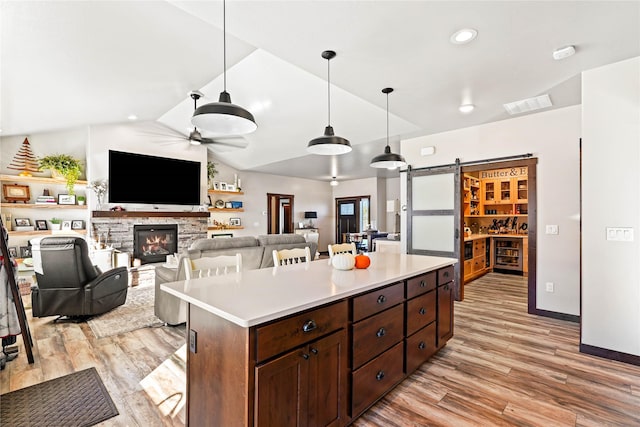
31 237 128 319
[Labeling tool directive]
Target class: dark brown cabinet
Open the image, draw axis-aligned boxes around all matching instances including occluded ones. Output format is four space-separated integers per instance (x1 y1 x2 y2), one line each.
437 266 454 346
184 263 455 427
256 329 348 427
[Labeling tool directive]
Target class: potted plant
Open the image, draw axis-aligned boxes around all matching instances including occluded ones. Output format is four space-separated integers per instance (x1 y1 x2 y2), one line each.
49 217 62 230
77 195 86 206
38 154 82 195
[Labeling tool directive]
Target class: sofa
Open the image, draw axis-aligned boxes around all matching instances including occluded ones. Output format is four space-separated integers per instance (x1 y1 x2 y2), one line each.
154 234 317 325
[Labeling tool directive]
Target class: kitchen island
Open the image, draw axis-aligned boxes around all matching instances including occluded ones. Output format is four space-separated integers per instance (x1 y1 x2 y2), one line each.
162 252 457 427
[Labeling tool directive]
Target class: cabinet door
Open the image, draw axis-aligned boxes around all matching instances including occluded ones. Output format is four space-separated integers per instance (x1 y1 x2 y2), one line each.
256 347 309 427
307 329 348 427
437 281 454 347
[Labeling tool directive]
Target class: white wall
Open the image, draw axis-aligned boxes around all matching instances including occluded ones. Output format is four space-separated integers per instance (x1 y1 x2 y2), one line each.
582 56 640 356
402 105 582 315
210 158 334 251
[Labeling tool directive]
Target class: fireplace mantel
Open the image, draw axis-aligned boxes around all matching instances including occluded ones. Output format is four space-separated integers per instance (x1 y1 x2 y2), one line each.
92 211 209 218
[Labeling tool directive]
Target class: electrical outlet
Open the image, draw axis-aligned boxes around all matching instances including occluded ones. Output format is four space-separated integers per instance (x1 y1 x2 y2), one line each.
189 329 197 353
545 282 554 292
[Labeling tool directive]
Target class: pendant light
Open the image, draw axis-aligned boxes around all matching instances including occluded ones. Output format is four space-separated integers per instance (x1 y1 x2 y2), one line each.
370 87 407 169
307 50 352 155
191 0 257 136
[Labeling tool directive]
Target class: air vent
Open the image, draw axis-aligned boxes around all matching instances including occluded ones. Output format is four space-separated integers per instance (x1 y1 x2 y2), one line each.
503 94 552 115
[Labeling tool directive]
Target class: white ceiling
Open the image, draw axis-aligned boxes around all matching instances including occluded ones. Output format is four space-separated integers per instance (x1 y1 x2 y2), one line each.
2 1 639 182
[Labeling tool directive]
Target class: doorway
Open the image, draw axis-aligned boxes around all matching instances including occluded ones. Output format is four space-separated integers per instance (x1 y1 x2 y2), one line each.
267 193 294 234
335 196 370 244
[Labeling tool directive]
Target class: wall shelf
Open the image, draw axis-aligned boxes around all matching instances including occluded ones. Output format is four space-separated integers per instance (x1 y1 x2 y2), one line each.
0 174 88 185
208 190 244 196
208 208 244 213
208 226 244 230
7 229 87 237
1 203 87 209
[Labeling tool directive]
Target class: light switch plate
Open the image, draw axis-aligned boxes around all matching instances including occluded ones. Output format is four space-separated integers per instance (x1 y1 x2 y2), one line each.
606 227 634 241
545 225 559 235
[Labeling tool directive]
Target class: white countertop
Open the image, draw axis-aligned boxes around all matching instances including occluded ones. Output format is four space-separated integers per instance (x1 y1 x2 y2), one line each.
161 253 457 328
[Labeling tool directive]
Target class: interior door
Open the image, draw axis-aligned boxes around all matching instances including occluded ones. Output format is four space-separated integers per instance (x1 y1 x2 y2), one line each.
336 199 358 243
407 164 462 299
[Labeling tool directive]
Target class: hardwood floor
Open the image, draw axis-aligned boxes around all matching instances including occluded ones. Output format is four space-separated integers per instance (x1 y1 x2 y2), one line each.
3 272 640 426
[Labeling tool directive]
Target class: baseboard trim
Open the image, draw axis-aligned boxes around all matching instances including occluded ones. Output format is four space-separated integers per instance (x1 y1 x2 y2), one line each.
580 343 640 366
529 308 580 323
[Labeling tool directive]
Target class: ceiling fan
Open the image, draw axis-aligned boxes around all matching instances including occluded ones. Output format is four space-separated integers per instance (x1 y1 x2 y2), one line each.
185 91 249 149
141 91 249 151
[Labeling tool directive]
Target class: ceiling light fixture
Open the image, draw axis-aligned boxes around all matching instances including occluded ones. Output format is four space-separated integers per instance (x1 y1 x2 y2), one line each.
450 28 478 44
370 88 407 170
191 0 257 136
127 114 138 121
459 103 475 113
330 177 339 186
552 45 576 60
307 50 352 155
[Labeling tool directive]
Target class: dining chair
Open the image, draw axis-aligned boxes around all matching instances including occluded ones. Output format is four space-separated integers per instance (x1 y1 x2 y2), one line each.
272 247 311 266
184 253 242 279
328 242 357 258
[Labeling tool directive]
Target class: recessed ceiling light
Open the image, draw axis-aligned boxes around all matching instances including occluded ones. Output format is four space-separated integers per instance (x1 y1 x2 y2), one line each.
450 28 477 44
459 104 475 113
127 114 138 121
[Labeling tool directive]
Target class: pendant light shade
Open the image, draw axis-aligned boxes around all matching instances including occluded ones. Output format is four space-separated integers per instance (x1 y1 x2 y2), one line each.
191 0 256 136
370 87 406 169
307 50 352 155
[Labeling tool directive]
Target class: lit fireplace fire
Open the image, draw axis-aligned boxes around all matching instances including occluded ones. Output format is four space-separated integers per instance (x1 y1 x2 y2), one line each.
142 234 171 256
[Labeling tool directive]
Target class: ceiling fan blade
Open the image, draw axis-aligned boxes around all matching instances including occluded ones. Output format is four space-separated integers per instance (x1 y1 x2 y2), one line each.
201 138 249 149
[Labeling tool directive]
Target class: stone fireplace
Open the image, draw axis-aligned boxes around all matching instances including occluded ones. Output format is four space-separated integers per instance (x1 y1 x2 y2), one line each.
133 224 178 264
90 211 209 263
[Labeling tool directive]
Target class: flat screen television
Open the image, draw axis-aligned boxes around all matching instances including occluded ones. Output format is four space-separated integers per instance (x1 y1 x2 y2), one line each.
108 150 201 205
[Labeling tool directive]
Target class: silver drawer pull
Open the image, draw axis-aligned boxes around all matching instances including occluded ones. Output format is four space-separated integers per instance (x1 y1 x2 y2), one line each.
376 370 385 381
419 280 425 287
310 347 318 355
302 353 310 360
419 308 426 315
376 327 386 338
302 320 317 333
377 295 387 304
418 341 426 350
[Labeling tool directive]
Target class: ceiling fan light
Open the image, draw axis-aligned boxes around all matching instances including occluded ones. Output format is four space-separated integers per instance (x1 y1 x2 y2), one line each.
191 91 257 136
307 126 352 155
370 145 407 169
330 177 339 186
459 103 475 113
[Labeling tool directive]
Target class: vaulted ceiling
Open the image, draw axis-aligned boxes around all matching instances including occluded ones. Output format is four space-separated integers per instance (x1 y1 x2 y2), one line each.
2 1 639 181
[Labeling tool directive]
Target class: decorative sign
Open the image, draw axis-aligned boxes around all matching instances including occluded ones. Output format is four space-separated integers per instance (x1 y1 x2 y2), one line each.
480 167 528 179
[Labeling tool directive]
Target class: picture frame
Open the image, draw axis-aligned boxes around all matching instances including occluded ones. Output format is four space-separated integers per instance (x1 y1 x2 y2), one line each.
212 181 221 191
207 195 213 206
8 247 18 258
58 194 76 205
230 217 241 227
225 202 233 209
35 219 48 230
219 182 228 191
19 246 32 258
61 220 72 230
227 184 236 192
71 220 84 230
2 184 30 203
14 217 31 227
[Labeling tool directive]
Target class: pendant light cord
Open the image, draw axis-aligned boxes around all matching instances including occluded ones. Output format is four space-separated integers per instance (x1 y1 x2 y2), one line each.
327 57 331 126
386 91 389 148
223 0 227 92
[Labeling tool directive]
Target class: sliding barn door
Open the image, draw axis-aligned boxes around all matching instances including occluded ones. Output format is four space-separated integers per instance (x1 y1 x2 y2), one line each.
407 164 462 298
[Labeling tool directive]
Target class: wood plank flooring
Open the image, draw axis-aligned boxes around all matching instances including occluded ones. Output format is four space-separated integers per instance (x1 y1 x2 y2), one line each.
3 272 640 426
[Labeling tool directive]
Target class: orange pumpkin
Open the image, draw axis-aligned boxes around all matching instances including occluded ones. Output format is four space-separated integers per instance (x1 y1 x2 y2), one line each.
354 254 371 269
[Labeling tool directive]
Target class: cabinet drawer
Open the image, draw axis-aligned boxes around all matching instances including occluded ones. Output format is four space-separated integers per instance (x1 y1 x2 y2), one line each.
352 281 404 322
351 342 404 417
352 303 404 369
406 271 436 299
406 290 436 336
472 256 486 273
256 300 348 363
406 322 437 374
438 265 454 285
